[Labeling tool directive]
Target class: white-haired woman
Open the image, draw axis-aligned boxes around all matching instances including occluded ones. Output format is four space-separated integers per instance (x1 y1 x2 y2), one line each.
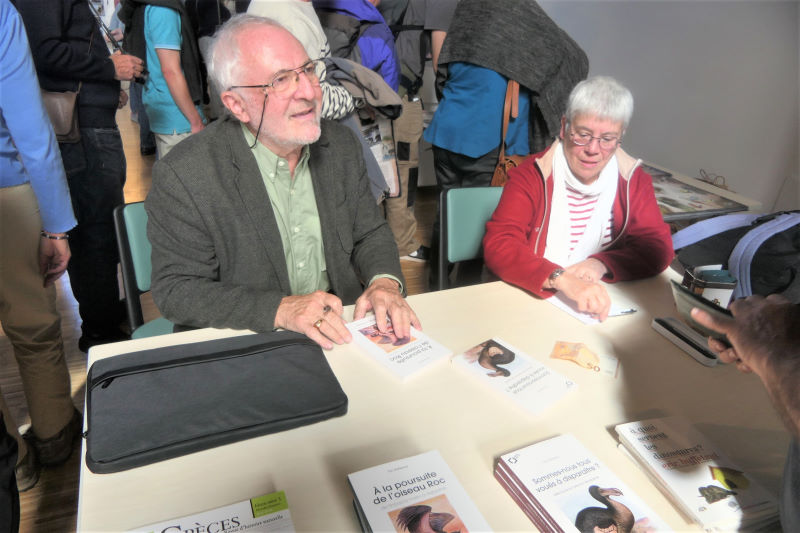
484 76 673 320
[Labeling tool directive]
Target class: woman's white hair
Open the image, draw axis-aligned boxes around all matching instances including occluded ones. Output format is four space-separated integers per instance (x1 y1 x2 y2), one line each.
207 14 286 97
565 76 634 130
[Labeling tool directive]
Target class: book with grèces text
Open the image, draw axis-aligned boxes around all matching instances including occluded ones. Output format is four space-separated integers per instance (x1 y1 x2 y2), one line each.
130 490 295 532
348 450 492 533
495 434 669 532
615 415 779 531
452 337 576 416
347 316 450 380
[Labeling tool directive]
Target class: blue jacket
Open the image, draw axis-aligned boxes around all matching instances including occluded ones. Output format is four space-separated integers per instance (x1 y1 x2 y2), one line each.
313 0 400 91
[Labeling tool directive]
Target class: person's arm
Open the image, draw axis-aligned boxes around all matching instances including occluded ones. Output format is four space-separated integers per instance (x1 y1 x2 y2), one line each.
692 295 800 439
588 168 673 282
430 29 446 71
156 48 205 132
1 2 76 288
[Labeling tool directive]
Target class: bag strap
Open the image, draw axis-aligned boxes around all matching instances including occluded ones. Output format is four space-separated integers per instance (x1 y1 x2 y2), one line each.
671 212 761 250
729 212 800 299
497 80 519 166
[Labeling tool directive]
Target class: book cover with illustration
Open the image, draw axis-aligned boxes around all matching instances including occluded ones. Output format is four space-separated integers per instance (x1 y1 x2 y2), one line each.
616 416 778 531
347 316 450 379
452 338 576 416
131 490 294 532
496 434 668 532
348 450 492 533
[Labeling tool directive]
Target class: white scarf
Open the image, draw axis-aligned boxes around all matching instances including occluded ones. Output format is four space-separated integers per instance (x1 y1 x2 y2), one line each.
544 142 618 266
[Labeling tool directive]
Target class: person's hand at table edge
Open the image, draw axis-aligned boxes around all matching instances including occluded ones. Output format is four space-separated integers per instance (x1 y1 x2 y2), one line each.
353 277 422 341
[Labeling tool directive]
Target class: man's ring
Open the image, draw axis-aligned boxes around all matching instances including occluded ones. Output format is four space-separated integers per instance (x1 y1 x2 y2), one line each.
313 318 324 330
322 305 331 314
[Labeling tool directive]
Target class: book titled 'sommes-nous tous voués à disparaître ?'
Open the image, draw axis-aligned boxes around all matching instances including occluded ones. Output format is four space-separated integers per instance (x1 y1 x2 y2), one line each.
496 433 669 533
348 450 492 533
616 416 779 531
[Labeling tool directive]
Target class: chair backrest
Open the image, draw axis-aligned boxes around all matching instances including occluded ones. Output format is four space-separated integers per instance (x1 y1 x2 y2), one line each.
113 202 152 332
438 187 503 290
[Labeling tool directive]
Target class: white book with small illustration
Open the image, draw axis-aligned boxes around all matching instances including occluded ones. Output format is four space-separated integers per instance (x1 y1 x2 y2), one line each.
452 337 576 415
615 416 778 531
347 316 450 379
495 434 669 532
130 490 294 532
348 450 492 533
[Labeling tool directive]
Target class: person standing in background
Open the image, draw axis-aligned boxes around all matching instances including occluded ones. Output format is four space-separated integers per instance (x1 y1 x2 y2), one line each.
313 0 400 91
15 0 144 352
1 0 82 494
119 0 206 159
377 0 457 262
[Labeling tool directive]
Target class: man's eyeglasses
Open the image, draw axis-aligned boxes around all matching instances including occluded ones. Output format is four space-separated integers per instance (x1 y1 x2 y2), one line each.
228 59 323 97
569 129 620 150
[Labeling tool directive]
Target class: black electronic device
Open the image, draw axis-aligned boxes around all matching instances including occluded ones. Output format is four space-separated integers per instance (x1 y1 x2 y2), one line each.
651 317 718 367
669 280 732 347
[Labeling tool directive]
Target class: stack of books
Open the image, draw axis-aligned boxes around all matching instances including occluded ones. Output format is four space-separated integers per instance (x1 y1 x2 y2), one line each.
348 450 492 532
616 416 779 531
495 434 668 532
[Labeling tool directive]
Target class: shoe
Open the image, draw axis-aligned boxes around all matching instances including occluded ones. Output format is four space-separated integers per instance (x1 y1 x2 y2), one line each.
15 447 40 493
401 245 430 262
23 408 82 467
78 327 129 353
140 146 156 156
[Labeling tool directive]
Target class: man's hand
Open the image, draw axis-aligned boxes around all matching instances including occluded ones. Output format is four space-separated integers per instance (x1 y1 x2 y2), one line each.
38 235 71 287
691 294 800 377
118 89 128 109
551 271 611 321
190 119 205 134
274 291 350 350
566 258 608 284
353 277 421 340
111 51 144 81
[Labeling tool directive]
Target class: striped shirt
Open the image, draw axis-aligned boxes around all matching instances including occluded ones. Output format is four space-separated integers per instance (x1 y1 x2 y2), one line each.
567 185 614 253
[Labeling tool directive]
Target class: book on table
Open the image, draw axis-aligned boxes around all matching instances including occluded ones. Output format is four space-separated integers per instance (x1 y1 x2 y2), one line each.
130 490 294 532
452 337 576 416
347 316 450 380
348 450 492 532
495 433 669 532
615 415 779 531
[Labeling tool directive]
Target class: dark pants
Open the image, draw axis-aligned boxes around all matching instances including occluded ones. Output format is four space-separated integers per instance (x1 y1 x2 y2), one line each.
130 82 155 152
0 414 19 533
60 127 127 336
429 145 498 289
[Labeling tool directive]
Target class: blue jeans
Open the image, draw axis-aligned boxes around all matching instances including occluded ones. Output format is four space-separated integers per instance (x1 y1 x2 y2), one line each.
60 127 126 335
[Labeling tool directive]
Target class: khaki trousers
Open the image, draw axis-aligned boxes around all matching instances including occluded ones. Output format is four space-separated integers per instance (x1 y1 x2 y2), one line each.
0 184 74 451
385 95 423 255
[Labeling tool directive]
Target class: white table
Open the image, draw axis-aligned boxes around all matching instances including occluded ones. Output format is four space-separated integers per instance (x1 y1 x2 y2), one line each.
77 273 788 531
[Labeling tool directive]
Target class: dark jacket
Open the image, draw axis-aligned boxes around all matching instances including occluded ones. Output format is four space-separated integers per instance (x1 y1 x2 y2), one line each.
145 117 404 332
438 0 589 152
119 0 204 104
14 0 121 128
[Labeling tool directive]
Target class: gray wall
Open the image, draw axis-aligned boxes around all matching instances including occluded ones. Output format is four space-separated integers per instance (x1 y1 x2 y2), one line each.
539 0 799 212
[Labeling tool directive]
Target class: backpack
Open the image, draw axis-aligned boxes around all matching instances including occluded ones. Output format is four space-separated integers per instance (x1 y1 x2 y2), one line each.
316 10 375 64
672 211 800 303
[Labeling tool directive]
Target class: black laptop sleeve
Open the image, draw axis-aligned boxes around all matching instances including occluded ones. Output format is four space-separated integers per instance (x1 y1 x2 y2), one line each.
85 331 348 474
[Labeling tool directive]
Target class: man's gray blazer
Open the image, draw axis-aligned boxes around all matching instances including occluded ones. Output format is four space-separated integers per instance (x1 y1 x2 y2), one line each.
145 117 404 332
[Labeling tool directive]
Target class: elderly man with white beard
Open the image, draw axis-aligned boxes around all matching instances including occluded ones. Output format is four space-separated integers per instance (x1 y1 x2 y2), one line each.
145 15 419 350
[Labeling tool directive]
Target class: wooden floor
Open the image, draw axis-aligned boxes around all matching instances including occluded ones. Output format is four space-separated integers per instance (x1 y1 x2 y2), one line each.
1 106 436 532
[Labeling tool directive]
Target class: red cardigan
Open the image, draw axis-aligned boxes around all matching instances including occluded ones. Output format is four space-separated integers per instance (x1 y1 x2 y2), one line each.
483 141 674 298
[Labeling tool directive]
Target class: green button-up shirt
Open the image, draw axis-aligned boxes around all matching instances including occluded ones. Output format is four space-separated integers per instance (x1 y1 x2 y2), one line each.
243 124 331 295
243 125 404 296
